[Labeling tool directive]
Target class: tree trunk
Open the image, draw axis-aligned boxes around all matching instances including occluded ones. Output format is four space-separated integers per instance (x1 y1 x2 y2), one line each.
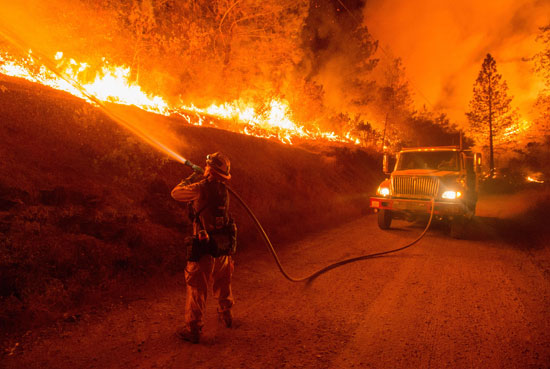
381 112 388 151
489 76 494 178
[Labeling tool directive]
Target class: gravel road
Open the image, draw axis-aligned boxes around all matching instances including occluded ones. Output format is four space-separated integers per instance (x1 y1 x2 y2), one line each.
3 192 550 368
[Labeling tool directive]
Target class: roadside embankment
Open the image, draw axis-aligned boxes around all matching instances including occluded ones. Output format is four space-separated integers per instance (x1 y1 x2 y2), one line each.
0 75 381 332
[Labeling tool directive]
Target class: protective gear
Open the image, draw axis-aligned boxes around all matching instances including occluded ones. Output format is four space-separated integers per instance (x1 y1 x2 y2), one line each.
185 221 237 262
181 172 202 186
171 157 237 340
206 152 231 180
179 327 201 344
218 309 233 328
184 159 204 175
184 254 234 334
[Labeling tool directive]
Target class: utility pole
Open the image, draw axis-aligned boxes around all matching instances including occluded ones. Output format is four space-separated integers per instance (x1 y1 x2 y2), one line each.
488 72 494 179
381 112 388 152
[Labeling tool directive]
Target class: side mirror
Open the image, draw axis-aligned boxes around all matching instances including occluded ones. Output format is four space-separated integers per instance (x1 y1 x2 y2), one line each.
474 153 482 173
383 153 390 174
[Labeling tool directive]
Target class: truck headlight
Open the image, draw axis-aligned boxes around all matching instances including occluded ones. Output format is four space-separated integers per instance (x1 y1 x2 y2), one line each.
442 190 462 199
377 186 390 197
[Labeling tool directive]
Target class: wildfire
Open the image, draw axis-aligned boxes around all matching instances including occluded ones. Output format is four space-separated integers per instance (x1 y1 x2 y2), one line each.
0 50 361 146
503 120 532 138
526 175 544 184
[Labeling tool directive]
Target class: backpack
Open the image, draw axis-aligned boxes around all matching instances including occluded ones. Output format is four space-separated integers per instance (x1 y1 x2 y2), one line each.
186 180 237 261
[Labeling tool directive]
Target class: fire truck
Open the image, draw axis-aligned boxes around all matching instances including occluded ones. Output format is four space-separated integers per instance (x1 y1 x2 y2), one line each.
370 146 482 238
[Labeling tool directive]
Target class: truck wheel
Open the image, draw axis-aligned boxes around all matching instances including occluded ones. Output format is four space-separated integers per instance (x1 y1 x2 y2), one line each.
466 199 476 218
450 216 466 239
377 209 392 229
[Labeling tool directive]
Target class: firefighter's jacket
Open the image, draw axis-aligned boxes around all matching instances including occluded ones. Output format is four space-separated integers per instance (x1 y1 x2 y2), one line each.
171 176 230 235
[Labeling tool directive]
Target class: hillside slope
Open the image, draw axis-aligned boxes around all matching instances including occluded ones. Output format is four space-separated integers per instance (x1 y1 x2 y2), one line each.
0 74 381 332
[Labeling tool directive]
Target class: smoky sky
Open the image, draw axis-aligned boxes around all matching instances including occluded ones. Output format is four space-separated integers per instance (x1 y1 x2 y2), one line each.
363 0 550 124
302 0 366 77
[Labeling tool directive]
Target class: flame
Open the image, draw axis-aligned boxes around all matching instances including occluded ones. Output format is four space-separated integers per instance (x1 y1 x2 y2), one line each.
526 175 544 184
502 120 532 138
0 50 362 146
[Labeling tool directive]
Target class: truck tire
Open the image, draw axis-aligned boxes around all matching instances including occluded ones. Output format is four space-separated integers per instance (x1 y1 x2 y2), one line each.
377 209 392 229
450 216 465 239
467 201 477 219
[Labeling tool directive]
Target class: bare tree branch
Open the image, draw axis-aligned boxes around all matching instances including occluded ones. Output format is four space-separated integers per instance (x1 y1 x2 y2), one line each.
219 0 242 35
229 11 277 34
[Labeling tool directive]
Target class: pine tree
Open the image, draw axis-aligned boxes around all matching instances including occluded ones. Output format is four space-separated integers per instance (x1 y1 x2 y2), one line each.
466 53 515 178
378 58 413 151
534 25 550 87
533 25 550 162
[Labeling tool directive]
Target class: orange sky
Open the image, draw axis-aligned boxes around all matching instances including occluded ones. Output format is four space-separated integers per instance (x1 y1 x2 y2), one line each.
363 0 550 125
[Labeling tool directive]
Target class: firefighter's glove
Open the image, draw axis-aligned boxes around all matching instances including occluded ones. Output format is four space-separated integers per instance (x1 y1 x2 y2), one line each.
180 172 202 186
190 164 204 174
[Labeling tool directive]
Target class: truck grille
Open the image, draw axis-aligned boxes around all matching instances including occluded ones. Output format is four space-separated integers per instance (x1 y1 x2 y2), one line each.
392 176 440 198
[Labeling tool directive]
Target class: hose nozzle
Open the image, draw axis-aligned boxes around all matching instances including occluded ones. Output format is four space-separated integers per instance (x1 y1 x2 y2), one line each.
184 159 204 174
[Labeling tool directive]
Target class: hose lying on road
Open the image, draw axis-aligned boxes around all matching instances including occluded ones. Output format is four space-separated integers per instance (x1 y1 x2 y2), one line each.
228 187 436 283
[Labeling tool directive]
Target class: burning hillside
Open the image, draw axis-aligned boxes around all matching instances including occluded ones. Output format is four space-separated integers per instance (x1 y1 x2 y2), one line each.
0 1 391 331
0 50 362 148
0 73 380 332
0 0 475 157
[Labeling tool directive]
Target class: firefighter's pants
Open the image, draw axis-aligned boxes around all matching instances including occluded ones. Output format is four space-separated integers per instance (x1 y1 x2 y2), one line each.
184 254 234 331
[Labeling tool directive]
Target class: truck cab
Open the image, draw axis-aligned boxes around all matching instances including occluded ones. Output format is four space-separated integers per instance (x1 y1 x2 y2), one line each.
370 146 482 238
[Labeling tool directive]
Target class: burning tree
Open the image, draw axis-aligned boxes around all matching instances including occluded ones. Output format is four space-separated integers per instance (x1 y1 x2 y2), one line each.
466 53 517 178
353 119 380 149
298 3 379 136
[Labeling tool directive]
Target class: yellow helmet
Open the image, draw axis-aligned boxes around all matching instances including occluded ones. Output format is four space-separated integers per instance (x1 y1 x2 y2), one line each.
206 152 231 180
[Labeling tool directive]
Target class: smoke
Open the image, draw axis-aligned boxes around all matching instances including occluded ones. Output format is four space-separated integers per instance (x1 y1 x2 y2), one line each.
0 0 110 59
299 0 384 129
363 0 550 124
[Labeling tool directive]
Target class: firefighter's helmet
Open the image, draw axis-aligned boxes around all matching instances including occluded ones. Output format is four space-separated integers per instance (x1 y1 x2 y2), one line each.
206 152 231 180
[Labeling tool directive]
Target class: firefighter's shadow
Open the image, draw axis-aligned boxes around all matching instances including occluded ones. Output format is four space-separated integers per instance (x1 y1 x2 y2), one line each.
397 217 544 250
460 216 545 250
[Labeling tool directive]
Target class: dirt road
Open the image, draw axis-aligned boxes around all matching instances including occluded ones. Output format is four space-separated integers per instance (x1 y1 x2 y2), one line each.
3 193 550 368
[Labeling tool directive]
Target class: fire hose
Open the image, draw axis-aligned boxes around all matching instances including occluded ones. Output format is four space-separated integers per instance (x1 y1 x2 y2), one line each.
190 165 436 283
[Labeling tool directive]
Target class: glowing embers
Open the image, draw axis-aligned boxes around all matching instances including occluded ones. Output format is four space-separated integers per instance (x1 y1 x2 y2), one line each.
526 173 545 184
0 50 362 146
502 120 532 139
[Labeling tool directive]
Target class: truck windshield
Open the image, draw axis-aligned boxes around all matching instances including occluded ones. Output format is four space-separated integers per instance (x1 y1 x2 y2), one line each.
396 151 459 171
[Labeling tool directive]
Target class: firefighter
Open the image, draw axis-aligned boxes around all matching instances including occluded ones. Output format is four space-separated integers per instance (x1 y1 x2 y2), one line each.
171 152 237 344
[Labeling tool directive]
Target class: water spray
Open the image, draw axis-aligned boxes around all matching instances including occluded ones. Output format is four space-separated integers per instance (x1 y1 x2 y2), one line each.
1 24 435 283
0 25 194 168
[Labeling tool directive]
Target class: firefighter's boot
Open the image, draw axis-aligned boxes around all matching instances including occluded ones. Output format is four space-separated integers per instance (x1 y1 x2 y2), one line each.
218 309 233 328
179 326 201 344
